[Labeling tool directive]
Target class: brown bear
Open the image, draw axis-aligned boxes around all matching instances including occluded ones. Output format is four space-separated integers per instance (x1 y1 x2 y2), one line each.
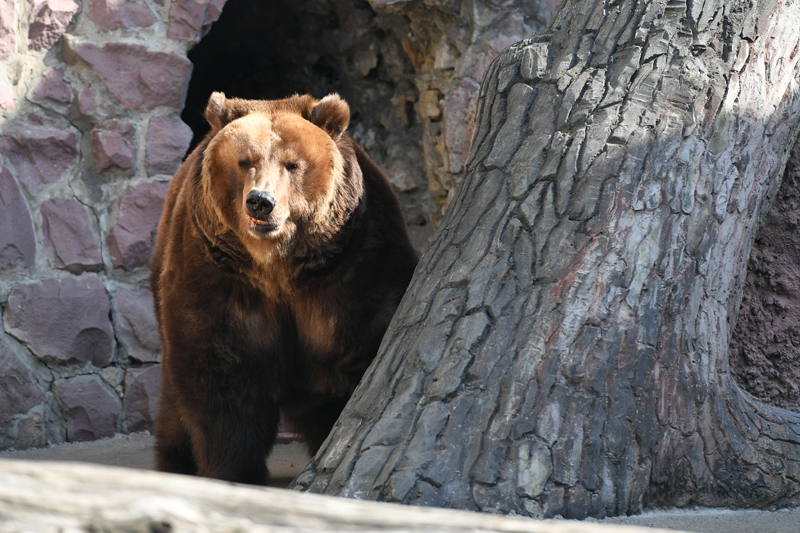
150 92 418 484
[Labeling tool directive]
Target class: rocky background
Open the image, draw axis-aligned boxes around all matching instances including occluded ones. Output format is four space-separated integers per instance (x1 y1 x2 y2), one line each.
730 139 800 413
0 0 797 452
0 0 559 450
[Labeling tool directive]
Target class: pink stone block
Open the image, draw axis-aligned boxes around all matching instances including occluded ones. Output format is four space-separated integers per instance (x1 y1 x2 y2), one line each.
0 338 46 424
92 121 135 172
168 0 226 40
31 67 72 104
0 0 15 60
107 181 169 270
4 275 114 367
123 365 160 432
55 375 121 442
113 286 160 363
75 42 192 111
40 197 103 273
145 115 193 177
0 168 35 269
90 0 156 32
27 0 80 51
0 129 78 191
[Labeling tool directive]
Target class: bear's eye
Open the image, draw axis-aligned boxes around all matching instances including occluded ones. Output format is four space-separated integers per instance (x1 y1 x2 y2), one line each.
238 158 250 169
285 162 299 173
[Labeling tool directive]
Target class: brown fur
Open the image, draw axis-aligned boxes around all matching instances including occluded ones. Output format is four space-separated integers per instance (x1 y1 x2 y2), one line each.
151 92 417 484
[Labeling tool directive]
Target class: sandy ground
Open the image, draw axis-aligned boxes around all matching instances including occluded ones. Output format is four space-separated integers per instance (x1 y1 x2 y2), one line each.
1 433 798 532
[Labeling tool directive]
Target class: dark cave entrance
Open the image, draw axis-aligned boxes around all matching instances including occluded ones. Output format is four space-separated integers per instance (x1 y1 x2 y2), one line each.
181 0 412 150
181 0 432 248
181 0 344 150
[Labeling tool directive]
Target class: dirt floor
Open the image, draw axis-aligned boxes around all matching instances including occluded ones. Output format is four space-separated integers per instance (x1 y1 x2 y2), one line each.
2 432 799 533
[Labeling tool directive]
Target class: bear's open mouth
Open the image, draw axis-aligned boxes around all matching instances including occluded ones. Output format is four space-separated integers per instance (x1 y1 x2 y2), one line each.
247 214 278 234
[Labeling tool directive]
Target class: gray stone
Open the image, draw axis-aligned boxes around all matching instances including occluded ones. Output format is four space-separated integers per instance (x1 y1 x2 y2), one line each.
4 275 114 367
113 286 160 362
14 407 48 450
123 365 160 432
55 374 121 442
0 338 46 424
145 115 193 177
0 128 78 191
107 181 169 270
40 197 103 273
0 167 35 269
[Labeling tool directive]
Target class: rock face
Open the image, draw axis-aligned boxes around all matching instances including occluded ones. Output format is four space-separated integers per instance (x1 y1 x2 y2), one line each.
75 43 192 111
123 365 160 432
0 129 78 191
0 340 46 425
91 121 136 172
0 168 36 270
113 286 160 363
145 115 193 177
90 0 157 32
28 0 80 51
168 0 225 41
40 198 103 273
55 375 121 441
4 276 113 367
31 67 72 104
107 181 169 270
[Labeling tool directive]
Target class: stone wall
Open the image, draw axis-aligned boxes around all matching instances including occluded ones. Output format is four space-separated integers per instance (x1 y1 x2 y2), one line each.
0 0 207 449
0 0 559 450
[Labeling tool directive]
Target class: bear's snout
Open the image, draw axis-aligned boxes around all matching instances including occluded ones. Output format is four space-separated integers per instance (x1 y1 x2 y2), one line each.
245 190 276 219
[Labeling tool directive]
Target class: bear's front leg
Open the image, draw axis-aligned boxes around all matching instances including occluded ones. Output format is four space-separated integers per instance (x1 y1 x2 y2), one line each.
155 382 197 475
183 398 279 485
160 356 280 485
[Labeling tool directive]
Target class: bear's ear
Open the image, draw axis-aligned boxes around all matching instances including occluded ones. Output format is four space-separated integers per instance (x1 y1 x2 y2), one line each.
205 92 230 132
311 94 350 140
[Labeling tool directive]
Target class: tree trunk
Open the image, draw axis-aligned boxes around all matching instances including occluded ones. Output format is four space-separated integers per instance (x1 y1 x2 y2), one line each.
291 0 800 519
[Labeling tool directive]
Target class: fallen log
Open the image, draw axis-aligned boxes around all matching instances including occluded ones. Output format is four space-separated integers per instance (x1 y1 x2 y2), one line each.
0 459 683 532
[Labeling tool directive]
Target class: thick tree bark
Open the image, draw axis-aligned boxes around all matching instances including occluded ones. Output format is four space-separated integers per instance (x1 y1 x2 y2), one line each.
292 0 800 520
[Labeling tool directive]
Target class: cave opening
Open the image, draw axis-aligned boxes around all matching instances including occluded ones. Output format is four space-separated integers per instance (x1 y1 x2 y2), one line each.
181 0 434 249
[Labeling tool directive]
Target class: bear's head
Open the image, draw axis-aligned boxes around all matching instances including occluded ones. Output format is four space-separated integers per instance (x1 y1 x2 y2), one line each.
200 92 361 260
